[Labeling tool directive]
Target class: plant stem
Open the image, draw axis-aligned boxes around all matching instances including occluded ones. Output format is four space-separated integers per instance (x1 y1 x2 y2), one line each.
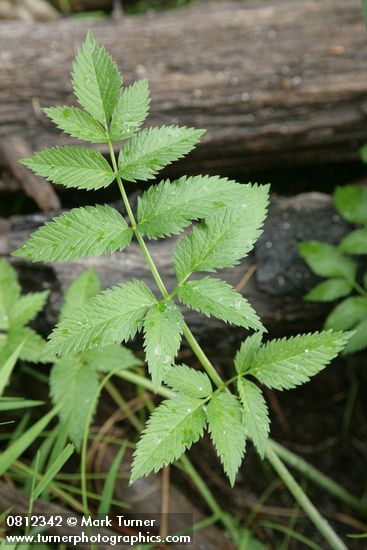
179 455 237 539
104 379 143 431
268 440 365 515
181 325 223 388
108 141 222 388
265 445 347 550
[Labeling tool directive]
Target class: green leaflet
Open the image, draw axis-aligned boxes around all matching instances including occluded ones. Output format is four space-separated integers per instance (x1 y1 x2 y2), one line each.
305 279 353 302
110 79 150 141
130 395 206 483
82 344 141 372
143 301 184 388
334 185 367 226
174 185 269 281
206 392 246 486
324 296 367 355
237 378 269 459
13 205 132 262
9 291 49 328
47 280 156 357
50 356 99 449
299 241 356 280
0 259 20 329
118 126 205 182
137 176 251 239
0 343 24 396
177 277 263 331
234 332 264 374
341 318 367 355
21 146 115 191
0 328 48 365
43 107 108 143
339 228 367 254
72 31 122 125
60 268 101 321
164 364 212 398
248 331 350 390
324 296 367 331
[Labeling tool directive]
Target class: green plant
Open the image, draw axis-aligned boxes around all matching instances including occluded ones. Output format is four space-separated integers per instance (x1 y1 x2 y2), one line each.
49 268 141 449
0 259 49 365
12 32 353 548
300 184 367 355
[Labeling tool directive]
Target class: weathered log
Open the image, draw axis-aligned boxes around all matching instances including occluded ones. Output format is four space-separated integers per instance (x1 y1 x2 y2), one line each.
0 0 59 21
51 0 113 11
0 0 366 177
0 192 351 347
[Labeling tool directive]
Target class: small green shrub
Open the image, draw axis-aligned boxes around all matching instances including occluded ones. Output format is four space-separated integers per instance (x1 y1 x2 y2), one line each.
14 32 349 491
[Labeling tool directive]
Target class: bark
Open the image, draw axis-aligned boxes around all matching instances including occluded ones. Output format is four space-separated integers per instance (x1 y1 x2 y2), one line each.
0 0 59 21
0 192 351 347
59 0 113 11
0 0 366 176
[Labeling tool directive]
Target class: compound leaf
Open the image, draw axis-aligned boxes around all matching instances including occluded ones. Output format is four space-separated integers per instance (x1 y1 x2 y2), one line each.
118 126 205 182
137 176 252 239
72 31 122 125
299 241 356 280
130 395 206 483
305 279 353 302
13 205 132 262
50 356 99 449
177 277 262 331
44 106 108 143
9 291 49 328
110 79 150 141
20 146 115 191
48 280 156 357
248 331 350 390
207 392 246 486
237 378 269 459
174 184 269 281
143 301 184 388
164 364 212 398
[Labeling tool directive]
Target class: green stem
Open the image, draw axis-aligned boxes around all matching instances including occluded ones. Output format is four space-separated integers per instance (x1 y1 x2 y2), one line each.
180 455 237 538
265 445 347 550
108 140 222 388
268 440 365 515
104 379 143 431
182 325 223 388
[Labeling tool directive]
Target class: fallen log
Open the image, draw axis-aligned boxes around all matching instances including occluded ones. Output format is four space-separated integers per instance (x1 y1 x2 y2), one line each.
0 0 366 177
0 192 350 346
0 0 59 21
